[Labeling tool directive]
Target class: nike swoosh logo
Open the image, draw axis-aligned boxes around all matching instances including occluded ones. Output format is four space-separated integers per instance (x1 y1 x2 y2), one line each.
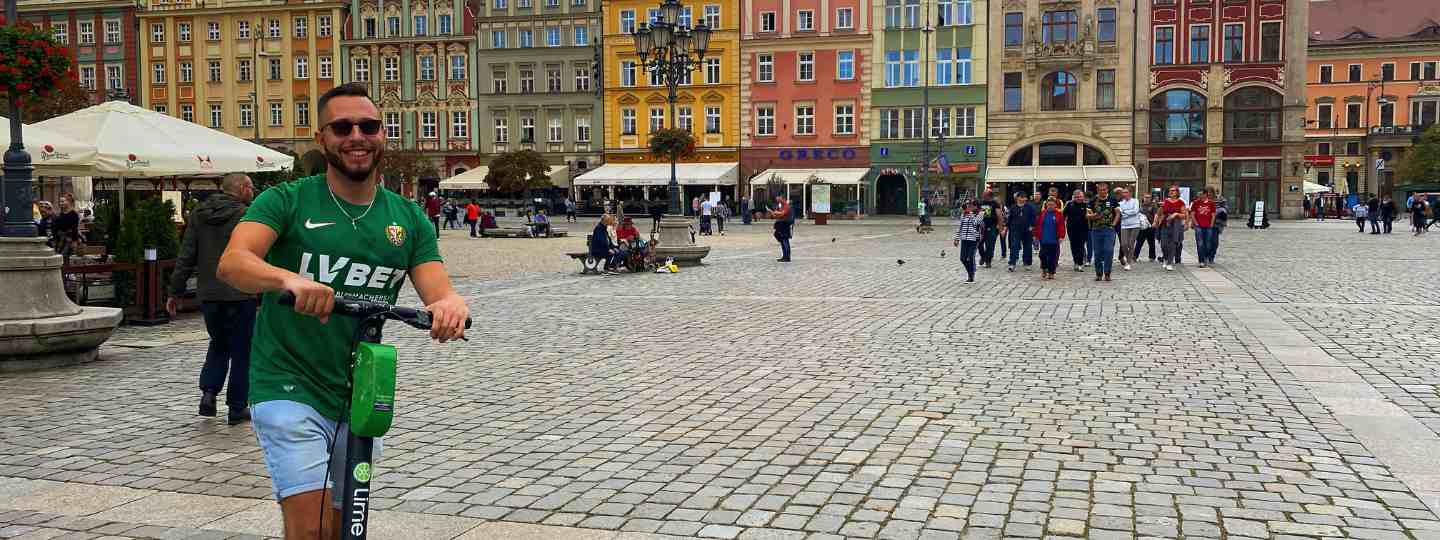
305 219 335 230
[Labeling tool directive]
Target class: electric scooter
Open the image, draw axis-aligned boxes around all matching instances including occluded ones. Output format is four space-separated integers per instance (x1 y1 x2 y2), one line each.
278 292 471 540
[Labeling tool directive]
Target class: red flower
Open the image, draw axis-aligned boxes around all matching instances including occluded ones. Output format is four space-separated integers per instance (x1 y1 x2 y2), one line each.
16 82 30 92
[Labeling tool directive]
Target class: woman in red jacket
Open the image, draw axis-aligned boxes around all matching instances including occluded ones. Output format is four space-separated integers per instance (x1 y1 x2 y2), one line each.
1033 198 1067 280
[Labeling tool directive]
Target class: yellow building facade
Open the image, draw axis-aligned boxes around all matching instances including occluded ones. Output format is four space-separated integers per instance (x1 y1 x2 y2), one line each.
138 0 345 160
599 0 741 165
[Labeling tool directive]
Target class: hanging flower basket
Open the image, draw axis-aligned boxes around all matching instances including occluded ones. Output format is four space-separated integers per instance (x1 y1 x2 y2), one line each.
0 16 74 99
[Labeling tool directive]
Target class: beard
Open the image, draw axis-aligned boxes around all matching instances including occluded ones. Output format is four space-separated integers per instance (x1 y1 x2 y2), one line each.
323 140 384 183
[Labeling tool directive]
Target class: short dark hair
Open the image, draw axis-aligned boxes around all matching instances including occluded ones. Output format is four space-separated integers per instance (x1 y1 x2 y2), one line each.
317 82 376 124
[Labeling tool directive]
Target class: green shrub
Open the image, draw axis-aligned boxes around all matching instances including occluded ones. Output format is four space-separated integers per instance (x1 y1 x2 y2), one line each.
112 198 180 307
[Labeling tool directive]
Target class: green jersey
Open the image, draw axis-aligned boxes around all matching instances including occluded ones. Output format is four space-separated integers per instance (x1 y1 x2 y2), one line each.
242 174 441 421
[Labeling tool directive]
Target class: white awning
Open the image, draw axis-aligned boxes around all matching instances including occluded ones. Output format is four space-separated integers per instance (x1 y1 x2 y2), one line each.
753 168 870 185
438 165 571 190
984 165 1138 183
573 163 739 186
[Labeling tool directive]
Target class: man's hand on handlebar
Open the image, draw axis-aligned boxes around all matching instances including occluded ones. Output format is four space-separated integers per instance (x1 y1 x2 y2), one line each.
281 276 336 324
425 294 469 343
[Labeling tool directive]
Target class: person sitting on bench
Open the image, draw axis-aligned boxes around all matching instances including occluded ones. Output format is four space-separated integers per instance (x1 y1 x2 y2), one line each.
590 214 623 272
479 211 497 235
529 210 552 237
616 216 640 244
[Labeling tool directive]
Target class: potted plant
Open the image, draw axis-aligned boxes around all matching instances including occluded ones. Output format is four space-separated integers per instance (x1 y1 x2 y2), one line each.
0 16 75 109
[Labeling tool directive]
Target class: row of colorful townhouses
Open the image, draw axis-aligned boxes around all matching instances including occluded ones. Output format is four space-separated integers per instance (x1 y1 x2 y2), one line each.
37 0 1432 219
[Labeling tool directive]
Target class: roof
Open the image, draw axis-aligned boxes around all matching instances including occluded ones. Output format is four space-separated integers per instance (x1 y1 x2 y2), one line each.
573 163 740 186
1310 0 1440 44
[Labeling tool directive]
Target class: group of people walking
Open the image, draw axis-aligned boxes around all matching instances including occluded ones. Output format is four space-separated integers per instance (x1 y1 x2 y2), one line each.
953 183 1227 282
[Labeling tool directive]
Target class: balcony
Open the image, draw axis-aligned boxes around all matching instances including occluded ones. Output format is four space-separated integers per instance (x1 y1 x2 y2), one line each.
1369 124 1434 147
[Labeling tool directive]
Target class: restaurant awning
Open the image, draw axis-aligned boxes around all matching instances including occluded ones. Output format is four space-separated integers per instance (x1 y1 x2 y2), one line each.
983 165 1138 183
437 165 572 191
753 168 870 185
573 163 739 186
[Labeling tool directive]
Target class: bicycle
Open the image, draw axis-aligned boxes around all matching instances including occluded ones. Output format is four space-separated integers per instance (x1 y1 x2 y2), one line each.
277 292 471 540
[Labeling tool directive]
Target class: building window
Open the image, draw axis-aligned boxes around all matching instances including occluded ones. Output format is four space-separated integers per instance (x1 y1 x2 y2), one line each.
902 107 921 138
620 61 635 86
880 109 899 139
1428 62 1438 80
493 70 508 93
797 53 814 81
181 104 194 123
955 48 971 84
706 58 720 83
931 107 950 138
885 0 901 29
1004 72 1021 111
519 30 533 47
1190 25 1210 64
1096 69 1115 110
621 108 636 135
207 60 221 82
547 68 562 92
903 0 919 28
451 56 467 80
1004 12 1023 46
648 107 664 132
575 26 589 46
1346 141 1361 155
179 62 192 82
105 65 122 90
576 67 591 92
520 69 535 93
756 105 775 136
902 49 919 86
836 8 853 29
386 17 400 37
1225 87 1283 142
237 59 252 81
547 116 562 141
79 65 95 89
152 63 166 84
176 22 190 42
270 102 283 126
318 15 332 37
795 105 814 135
268 58 282 80
577 116 591 141
521 116 536 142
1096 8 1115 43
620 10 636 33
295 56 309 79
1259 22 1281 62
377 56 398 82
678 106 693 131
353 57 369 81
1150 89 1206 144
1411 99 1440 127
1041 71 1076 111
380 111 399 139
297 102 310 126
1380 101 1395 127
956 106 975 137
705 5 721 28
795 10 814 31
79 22 94 44
760 11 776 32
105 20 120 43
1155 27 1174 65
318 56 333 79
419 56 436 80
494 117 510 142
936 49 952 85
1223 24 1243 63
439 14 453 34
1319 65 1333 84
267 19 281 39
415 15 428 36
1317 142 1331 156
238 20 251 39
1349 64 1362 82
446 111 466 138
495 0 508 8
1316 103 1332 129
1042 11 1077 44
757 54 773 82
705 106 720 133
420 111 438 138
209 104 223 127
207 21 221 40
547 27 561 47
1411 62 1422 81
492 30 507 48
1381 63 1395 82
1346 102 1362 128
363 18 377 38
151 23 165 43
836 50 855 80
239 103 254 127
51 23 67 44
835 104 854 135
294 16 308 37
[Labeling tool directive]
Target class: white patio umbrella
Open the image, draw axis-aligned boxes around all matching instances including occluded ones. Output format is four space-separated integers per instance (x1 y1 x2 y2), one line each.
31 101 294 213
0 115 99 172
1304 181 1333 194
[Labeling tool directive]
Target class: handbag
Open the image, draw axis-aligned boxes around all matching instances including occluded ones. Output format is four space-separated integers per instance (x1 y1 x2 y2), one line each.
1138 213 1152 230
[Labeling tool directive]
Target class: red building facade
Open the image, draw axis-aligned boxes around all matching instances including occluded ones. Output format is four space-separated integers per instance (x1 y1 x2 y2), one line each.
19 0 141 106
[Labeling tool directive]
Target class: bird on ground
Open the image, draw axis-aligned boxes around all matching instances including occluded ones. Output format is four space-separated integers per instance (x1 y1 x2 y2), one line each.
831 238 837 242
897 259 906 265
940 250 946 258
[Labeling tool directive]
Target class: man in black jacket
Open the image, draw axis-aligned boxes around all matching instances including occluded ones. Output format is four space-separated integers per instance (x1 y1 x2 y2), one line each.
1368 195 1382 234
167 173 258 425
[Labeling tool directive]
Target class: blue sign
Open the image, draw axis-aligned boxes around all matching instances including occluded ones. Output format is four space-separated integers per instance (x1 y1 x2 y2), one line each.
778 148 859 161
964 145 977 156
879 147 889 157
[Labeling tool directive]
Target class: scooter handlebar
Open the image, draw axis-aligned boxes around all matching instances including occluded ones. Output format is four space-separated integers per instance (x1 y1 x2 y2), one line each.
277 291 472 330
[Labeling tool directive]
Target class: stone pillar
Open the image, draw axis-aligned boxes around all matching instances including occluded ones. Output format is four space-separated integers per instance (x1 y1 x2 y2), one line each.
0 237 122 372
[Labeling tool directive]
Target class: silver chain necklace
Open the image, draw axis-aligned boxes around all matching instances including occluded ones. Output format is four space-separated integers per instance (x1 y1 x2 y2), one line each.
327 182 378 229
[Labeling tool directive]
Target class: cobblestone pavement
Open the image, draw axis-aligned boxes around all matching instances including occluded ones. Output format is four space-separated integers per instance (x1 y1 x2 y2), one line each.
4 219 1440 539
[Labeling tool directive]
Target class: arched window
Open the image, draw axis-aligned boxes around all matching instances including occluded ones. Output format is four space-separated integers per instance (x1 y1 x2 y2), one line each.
1006 142 1109 166
1224 86 1282 143
1150 89 1207 144
1042 71 1077 111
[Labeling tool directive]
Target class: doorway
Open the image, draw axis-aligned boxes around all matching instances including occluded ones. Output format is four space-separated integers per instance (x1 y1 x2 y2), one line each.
876 174 908 215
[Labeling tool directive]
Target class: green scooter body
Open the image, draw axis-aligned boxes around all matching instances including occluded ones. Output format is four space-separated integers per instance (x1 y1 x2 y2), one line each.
350 342 397 438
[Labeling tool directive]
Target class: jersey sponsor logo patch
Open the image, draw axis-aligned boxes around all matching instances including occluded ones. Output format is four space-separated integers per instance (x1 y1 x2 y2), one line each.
305 219 336 230
385 224 406 247
298 253 405 290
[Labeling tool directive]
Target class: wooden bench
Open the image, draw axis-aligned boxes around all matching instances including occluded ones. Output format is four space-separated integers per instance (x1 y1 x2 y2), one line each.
565 252 603 274
480 226 569 238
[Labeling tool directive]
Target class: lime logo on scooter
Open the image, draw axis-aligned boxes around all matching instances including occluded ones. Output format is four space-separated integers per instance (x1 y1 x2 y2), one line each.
352 462 372 483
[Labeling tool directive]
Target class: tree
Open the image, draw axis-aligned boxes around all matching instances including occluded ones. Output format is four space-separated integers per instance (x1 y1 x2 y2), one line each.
0 77 93 122
648 128 696 163
1399 124 1440 188
378 149 439 194
484 149 552 193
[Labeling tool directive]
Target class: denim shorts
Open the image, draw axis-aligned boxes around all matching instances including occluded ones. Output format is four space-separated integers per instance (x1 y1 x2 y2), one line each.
252 400 382 503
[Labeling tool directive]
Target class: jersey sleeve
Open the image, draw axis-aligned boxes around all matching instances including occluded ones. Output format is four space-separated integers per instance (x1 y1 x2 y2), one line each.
241 182 295 236
407 198 444 268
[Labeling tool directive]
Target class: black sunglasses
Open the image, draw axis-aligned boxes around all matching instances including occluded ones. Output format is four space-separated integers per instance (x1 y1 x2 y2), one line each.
325 118 383 136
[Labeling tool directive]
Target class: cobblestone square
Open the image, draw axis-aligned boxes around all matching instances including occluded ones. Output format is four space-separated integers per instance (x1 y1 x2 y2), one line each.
3 218 1440 539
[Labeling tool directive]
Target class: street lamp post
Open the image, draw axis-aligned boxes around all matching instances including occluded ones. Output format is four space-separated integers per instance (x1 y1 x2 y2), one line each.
2 0 37 237
920 9 933 214
631 0 711 216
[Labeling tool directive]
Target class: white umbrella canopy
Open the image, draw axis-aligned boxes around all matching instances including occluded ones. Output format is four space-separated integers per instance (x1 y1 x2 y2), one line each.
1304 181 1333 194
0 115 98 172
30 100 294 177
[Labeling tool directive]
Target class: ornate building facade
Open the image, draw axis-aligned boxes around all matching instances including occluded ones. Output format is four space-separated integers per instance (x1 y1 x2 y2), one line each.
136 0 344 160
20 0 141 106
984 0 1138 203
340 0 479 187
1137 0 1308 218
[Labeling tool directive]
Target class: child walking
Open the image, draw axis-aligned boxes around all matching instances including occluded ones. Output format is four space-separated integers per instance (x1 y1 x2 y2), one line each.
953 200 984 283
1034 198 1067 280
